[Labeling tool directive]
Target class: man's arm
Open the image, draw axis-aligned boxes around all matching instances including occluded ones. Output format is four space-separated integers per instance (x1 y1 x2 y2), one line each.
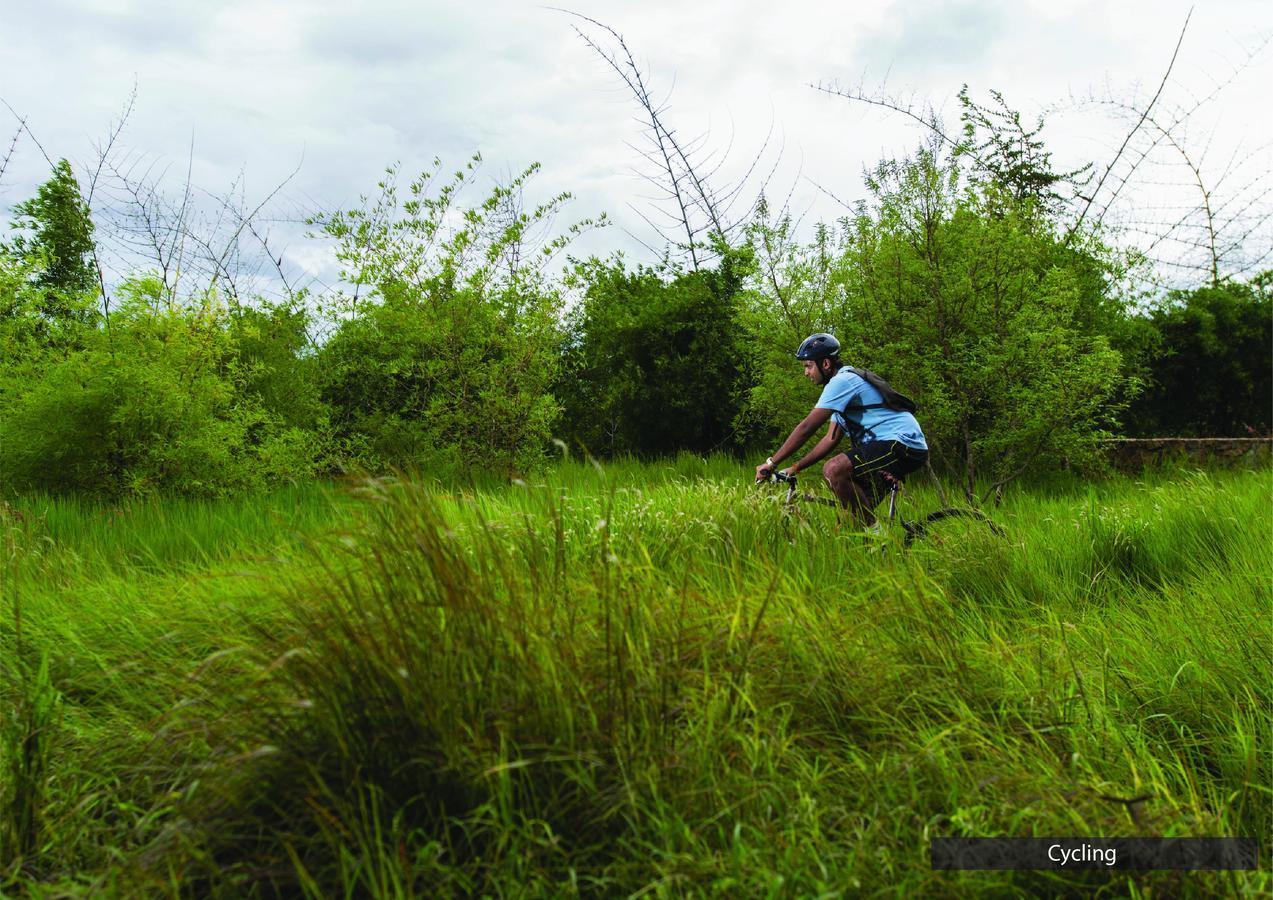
788 420 844 475
755 408 833 481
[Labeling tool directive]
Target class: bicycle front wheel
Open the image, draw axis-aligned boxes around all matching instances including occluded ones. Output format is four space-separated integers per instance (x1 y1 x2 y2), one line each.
903 507 1005 548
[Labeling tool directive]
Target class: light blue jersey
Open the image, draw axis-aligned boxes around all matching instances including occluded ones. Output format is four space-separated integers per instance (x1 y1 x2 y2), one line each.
815 367 927 450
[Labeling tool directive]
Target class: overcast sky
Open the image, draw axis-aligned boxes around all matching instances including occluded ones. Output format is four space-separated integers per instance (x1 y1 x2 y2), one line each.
2 0 1269 292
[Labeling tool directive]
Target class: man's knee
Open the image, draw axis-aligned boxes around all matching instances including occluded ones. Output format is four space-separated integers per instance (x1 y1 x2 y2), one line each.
822 454 851 483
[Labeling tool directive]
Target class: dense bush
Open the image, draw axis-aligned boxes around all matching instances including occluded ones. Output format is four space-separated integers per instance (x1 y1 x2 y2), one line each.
0 277 321 498
229 299 328 436
557 248 748 456
0 164 317 497
317 283 561 476
1125 275 1271 436
311 158 596 477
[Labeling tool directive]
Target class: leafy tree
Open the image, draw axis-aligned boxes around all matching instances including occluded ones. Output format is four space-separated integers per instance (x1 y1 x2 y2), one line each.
558 247 750 456
1125 275 1271 436
739 143 1135 503
6 159 98 326
310 157 598 477
229 298 327 435
318 283 561 476
0 249 48 357
733 205 857 451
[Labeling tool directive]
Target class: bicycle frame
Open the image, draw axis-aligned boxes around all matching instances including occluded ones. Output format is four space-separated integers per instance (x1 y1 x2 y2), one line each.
762 469 906 526
759 469 1004 547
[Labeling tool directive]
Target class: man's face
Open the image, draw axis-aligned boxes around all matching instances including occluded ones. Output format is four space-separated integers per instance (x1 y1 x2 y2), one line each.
803 359 828 385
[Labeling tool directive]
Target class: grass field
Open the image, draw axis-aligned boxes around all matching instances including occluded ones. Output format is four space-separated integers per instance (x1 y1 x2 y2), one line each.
2 458 1269 897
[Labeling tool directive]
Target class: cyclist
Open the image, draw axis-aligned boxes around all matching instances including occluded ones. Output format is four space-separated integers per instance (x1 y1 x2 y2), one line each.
754 333 929 530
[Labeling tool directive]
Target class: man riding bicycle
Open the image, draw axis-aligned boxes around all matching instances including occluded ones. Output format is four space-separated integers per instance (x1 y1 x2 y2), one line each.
754 333 929 530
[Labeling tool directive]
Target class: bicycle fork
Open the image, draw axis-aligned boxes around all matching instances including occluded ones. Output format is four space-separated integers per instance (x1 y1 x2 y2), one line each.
883 471 901 526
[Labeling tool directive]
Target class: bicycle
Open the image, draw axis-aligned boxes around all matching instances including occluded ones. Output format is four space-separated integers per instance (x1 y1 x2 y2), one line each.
758 469 1005 548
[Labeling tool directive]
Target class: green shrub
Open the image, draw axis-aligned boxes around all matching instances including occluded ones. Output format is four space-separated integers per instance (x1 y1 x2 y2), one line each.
0 281 320 498
318 283 559 477
310 157 597 477
558 249 749 456
1125 276 1272 436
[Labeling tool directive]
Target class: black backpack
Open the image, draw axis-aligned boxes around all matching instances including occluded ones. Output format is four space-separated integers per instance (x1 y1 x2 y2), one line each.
842 366 917 414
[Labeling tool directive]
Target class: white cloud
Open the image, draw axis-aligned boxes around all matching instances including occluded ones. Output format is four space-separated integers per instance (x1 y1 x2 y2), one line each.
2 0 1268 290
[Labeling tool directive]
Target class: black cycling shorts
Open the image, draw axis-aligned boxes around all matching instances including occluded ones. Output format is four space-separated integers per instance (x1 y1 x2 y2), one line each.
845 440 929 508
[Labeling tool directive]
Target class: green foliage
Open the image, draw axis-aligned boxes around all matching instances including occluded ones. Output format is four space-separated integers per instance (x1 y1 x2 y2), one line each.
734 208 857 449
956 86 1091 215
1125 275 1272 436
0 282 321 498
0 154 598 496
558 247 750 456
4 159 97 327
1 647 62 871
311 157 599 476
0 250 62 383
227 298 333 474
228 301 313 422
740 143 1135 502
0 113 1259 506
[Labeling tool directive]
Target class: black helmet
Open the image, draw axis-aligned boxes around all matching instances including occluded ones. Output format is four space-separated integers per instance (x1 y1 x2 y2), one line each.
795 332 840 361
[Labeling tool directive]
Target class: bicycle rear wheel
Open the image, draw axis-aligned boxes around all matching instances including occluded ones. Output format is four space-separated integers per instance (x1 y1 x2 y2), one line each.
903 507 1005 548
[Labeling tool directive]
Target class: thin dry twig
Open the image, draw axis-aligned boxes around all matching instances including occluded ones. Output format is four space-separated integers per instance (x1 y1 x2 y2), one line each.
1064 9 1192 246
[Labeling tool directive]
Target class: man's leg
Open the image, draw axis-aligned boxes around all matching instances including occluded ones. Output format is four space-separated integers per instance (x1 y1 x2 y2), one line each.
822 453 877 526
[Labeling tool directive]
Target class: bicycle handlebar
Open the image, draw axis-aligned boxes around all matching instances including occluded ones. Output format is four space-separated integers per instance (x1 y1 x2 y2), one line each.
757 469 797 486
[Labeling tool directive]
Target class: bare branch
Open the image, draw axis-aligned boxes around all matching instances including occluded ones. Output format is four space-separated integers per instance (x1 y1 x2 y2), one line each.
557 9 778 269
812 80 962 155
0 97 54 169
804 175 859 214
204 152 305 302
81 84 138 326
560 11 703 267
0 123 23 188
1064 8 1192 244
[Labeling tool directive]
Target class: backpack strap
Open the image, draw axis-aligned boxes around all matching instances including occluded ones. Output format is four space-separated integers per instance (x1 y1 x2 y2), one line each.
838 399 882 444
844 366 917 414
836 367 916 444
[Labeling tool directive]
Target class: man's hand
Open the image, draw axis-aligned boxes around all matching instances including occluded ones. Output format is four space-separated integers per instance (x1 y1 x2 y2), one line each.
755 461 775 483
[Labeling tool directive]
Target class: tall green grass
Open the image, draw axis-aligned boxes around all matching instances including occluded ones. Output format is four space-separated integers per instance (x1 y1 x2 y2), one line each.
1 461 1268 896
3 479 345 580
